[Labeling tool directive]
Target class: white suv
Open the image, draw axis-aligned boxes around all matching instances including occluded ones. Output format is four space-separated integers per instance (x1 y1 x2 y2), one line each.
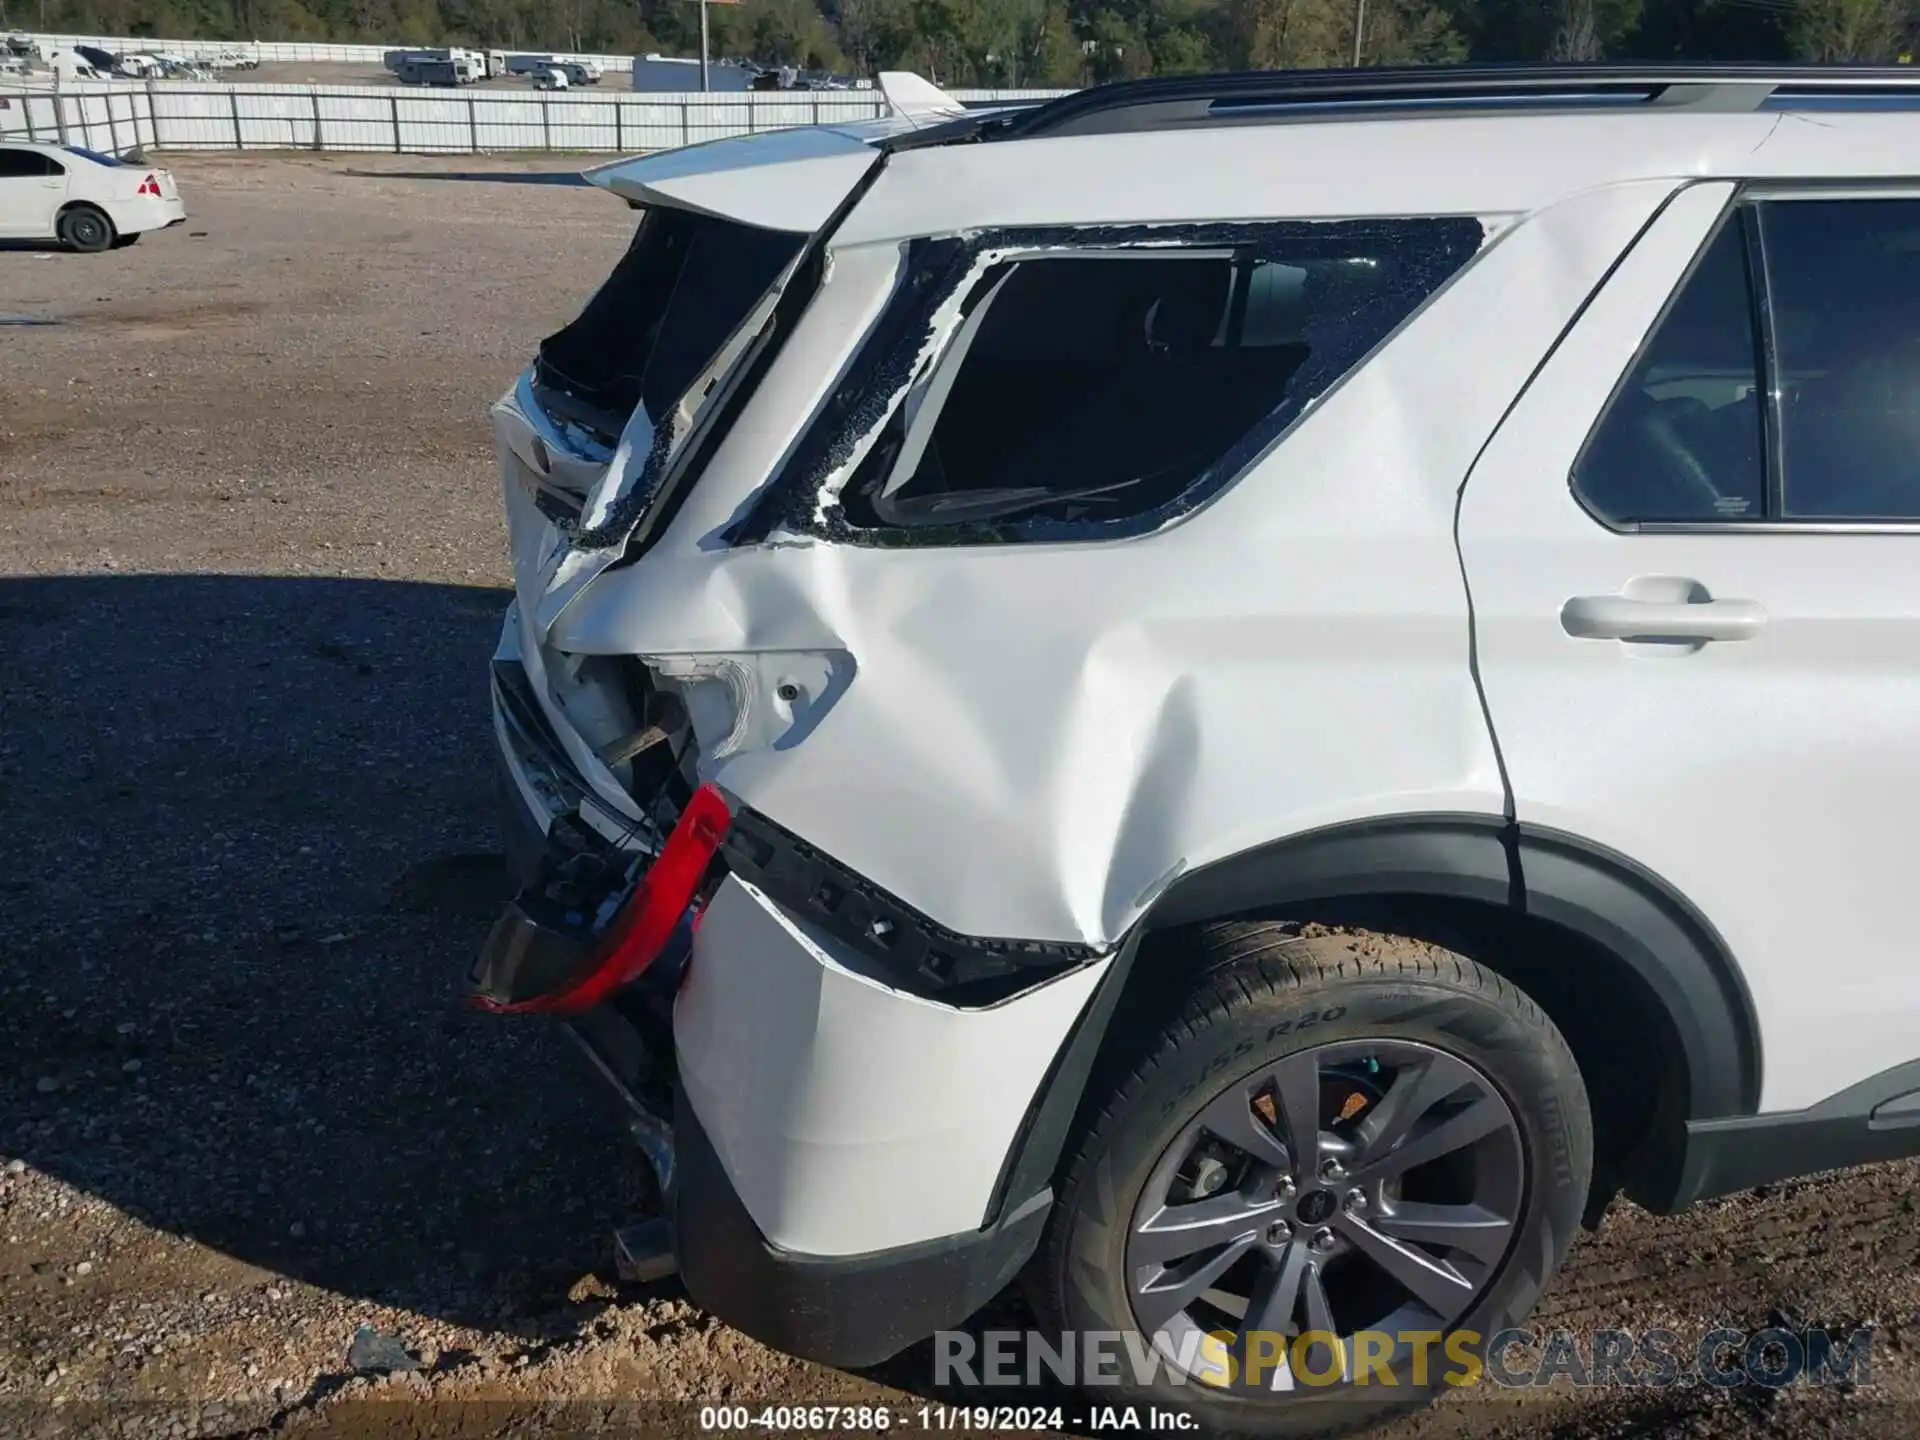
474 64 1920 1435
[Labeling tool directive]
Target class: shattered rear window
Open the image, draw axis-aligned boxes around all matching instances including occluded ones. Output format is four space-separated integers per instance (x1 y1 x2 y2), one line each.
534 208 803 449
733 217 1485 547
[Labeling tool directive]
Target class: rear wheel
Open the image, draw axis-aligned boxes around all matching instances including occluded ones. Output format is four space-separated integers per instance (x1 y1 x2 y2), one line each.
59 205 115 253
1034 924 1591 1438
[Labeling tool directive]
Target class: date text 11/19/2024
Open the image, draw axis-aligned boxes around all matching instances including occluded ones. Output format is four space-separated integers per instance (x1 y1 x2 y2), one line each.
699 1406 1193 1432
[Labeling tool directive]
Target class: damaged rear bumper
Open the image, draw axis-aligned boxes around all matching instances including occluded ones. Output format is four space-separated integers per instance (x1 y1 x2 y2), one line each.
562 994 1054 1370
485 630 1109 1362
672 1088 1052 1370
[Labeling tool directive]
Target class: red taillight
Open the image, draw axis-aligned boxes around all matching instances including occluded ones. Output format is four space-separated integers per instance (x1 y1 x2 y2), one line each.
476 783 732 1016
136 173 161 196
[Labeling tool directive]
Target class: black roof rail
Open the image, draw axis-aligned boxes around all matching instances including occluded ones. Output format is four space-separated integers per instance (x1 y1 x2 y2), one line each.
988 63 1920 141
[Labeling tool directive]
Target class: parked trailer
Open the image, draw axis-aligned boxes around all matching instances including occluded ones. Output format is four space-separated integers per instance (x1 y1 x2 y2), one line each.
502 54 596 85
631 53 757 92
385 46 482 81
394 56 460 86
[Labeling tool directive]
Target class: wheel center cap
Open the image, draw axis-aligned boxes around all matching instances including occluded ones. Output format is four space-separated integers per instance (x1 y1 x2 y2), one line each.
1295 1188 1337 1225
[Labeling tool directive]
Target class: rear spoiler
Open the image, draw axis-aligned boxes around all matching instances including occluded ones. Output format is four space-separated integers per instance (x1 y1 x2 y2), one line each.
583 71 965 233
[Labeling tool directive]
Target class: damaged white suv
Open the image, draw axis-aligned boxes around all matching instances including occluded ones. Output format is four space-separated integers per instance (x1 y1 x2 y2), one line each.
474 64 1920 1435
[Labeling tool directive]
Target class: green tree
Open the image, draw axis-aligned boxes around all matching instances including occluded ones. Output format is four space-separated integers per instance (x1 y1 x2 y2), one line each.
1791 0 1909 59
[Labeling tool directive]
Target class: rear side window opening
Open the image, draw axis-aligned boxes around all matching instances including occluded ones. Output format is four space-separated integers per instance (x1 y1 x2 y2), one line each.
734 217 1485 548
534 207 805 453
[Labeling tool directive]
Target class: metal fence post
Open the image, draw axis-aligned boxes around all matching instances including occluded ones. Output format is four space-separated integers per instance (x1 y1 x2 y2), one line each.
746 98 756 134
466 93 477 152
23 95 36 141
230 85 243 150
614 100 622 153
311 86 323 150
811 95 820 125
540 94 550 151
681 100 690 148
390 92 400 152
145 76 158 151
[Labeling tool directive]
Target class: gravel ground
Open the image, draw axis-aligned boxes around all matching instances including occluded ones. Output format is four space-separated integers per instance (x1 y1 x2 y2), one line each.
4 153 1920 1440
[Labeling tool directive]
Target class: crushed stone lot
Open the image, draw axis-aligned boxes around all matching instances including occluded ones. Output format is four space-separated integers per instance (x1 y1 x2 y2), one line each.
3 151 1920 1440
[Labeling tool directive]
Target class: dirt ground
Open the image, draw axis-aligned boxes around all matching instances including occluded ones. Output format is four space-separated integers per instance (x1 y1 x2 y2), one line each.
4 152 1920 1440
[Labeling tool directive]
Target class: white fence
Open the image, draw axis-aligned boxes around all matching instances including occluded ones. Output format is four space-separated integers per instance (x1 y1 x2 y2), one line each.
0 81 1070 155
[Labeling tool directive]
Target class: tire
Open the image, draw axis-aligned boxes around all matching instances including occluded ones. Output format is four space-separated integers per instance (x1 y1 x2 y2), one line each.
111 231 141 248
59 205 115 253
1032 923 1591 1439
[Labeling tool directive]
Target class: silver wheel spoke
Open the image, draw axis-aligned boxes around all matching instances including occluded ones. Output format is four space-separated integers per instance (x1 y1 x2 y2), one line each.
1353 1055 1473 1161
1134 1235 1257 1337
1195 1079 1295 1171
1267 1051 1322 1180
1240 1241 1307 1340
1340 1215 1478 1318
1349 1092 1508 1185
1299 1263 1345 1379
1371 1201 1514 1266
1302 1260 1337 1340
1132 1190 1280 1268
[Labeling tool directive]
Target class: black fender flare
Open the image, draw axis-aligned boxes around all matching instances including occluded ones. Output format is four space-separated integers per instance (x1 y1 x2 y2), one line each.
982 812 1761 1226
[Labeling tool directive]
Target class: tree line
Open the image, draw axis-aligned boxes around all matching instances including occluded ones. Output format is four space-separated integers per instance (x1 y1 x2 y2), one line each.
8 0 1913 85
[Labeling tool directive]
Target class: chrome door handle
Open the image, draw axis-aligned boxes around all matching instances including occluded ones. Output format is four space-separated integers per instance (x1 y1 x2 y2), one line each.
1561 595 1767 642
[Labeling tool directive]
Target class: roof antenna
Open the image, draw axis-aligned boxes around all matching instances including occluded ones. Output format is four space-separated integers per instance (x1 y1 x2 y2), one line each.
878 71 966 124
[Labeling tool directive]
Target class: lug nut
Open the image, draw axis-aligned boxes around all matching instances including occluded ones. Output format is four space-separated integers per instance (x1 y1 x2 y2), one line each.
1344 1187 1367 1214
1266 1221 1292 1246
1319 1158 1347 1183
1273 1178 1297 1202
1310 1228 1337 1252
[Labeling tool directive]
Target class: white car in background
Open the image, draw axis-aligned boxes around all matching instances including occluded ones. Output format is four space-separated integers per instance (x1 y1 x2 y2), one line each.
0 142 184 251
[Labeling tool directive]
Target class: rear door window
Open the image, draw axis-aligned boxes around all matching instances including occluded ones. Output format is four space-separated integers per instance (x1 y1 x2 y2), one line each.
1574 195 1920 526
0 148 58 177
1761 198 1920 520
1572 218 1766 525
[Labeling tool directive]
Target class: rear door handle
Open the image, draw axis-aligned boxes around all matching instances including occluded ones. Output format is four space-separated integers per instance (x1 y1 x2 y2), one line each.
1561 595 1767 643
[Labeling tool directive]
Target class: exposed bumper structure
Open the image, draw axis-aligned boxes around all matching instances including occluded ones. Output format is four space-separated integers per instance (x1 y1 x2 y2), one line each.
490 707 1108 1360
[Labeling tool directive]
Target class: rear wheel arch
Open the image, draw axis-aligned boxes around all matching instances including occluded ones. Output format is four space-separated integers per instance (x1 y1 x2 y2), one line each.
991 814 1761 1228
57 201 115 253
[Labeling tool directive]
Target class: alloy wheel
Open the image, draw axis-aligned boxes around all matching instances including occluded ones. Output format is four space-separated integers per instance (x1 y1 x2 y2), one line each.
1125 1038 1524 1393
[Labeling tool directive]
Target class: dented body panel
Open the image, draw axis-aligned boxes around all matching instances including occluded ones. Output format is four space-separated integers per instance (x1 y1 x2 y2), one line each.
528 179 1681 946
